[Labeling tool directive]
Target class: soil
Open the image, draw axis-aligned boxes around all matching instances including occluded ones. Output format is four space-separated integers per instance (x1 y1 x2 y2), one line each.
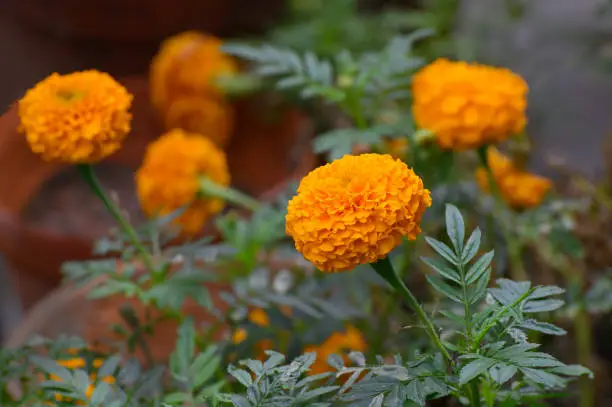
21 163 146 238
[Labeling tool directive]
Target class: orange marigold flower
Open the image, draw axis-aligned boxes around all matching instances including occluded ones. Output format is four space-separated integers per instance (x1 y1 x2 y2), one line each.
150 31 238 112
164 94 234 147
305 325 367 376
248 308 270 327
476 147 552 209
412 59 528 151
286 154 431 272
18 70 132 163
136 129 230 236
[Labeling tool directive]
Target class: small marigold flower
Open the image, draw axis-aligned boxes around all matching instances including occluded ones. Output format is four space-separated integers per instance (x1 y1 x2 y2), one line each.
248 308 269 327
286 154 431 272
150 31 238 112
476 147 552 209
18 70 133 163
304 325 367 375
164 94 234 147
412 58 528 150
136 129 230 236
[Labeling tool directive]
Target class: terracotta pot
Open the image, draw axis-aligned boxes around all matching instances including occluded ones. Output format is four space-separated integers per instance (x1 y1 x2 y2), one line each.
6 0 286 42
0 76 315 311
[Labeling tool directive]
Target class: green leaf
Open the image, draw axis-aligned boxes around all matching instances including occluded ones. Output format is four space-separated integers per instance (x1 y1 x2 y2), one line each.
426 275 463 303
300 386 340 401
469 267 491 304
425 237 459 266
228 365 253 388
445 204 465 253
549 365 593 378
528 286 565 300
519 319 567 336
519 367 566 388
368 394 385 407
459 358 496 385
462 228 482 264
421 256 461 283
465 251 494 285
489 364 518 385
523 299 564 313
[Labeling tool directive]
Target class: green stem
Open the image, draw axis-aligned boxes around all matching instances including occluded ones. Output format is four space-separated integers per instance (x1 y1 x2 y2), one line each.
575 302 595 407
476 147 527 281
370 257 452 361
199 177 261 212
77 164 156 273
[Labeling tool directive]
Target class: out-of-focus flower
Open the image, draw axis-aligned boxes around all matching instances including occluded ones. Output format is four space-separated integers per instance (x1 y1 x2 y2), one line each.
382 138 410 160
412 58 528 151
47 355 116 405
163 95 234 147
286 154 431 272
304 325 367 375
18 70 132 163
136 129 230 236
476 147 552 209
150 31 238 112
248 308 269 327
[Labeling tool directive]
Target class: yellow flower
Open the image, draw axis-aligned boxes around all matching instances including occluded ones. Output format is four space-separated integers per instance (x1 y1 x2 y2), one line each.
476 147 552 209
163 94 234 147
232 328 248 344
305 326 367 376
56 357 86 369
18 70 133 163
412 59 528 151
286 154 431 272
47 355 116 405
150 31 238 112
136 129 230 236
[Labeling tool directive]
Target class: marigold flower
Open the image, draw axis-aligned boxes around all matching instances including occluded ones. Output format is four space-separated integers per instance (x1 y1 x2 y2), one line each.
164 94 234 147
476 147 552 209
150 31 238 112
248 308 269 327
136 129 230 236
412 58 528 150
18 70 132 163
286 154 431 272
48 355 116 405
304 325 367 375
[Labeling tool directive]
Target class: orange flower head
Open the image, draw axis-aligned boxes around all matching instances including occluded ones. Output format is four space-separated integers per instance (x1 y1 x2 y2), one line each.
248 308 270 327
476 147 552 209
164 94 234 147
18 70 133 163
305 325 367 376
412 59 528 150
47 355 116 405
286 154 431 272
150 31 238 111
136 129 230 236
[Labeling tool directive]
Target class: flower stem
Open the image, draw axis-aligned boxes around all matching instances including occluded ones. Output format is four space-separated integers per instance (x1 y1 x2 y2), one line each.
476 146 527 281
370 256 452 361
77 164 156 273
575 301 595 407
199 177 261 212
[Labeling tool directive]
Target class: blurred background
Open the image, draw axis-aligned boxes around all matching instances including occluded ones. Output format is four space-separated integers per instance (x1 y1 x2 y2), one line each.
2 0 612 346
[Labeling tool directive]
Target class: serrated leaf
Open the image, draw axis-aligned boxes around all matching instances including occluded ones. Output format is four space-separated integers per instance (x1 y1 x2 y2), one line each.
426 275 462 303
421 257 461 283
523 299 564 313
520 367 566 388
489 364 518 385
549 365 593 378
300 385 340 401
229 394 252 407
368 394 385 407
462 228 482 263
528 286 565 300
459 358 496 385
465 251 494 285
406 380 426 406
519 319 566 336
445 204 465 253
425 237 459 265
469 268 491 304
228 365 252 387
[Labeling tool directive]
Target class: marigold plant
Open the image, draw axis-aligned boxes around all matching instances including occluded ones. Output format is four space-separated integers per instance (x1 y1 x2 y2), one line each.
476 147 552 209
150 31 238 112
286 153 431 272
46 356 115 404
412 58 528 151
18 70 132 163
304 325 367 375
136 129 230 236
